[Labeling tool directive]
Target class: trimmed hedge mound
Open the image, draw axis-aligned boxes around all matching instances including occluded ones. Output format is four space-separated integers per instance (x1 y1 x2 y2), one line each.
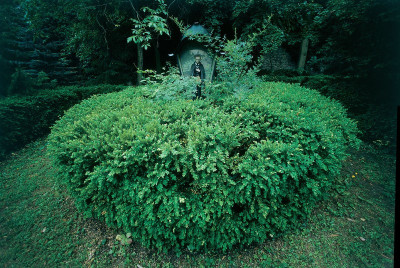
48 82 359 253
0 84 125 159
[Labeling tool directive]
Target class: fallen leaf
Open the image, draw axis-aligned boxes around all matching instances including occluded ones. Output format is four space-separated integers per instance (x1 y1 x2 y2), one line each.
88 249 95 260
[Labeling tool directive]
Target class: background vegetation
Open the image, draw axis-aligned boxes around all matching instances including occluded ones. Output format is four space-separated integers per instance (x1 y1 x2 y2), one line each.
0 0 398 266
1 0 398 150
1 0 399 87
0 84 125 158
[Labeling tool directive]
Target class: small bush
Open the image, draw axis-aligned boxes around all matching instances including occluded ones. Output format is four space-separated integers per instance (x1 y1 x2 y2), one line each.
0 84 125 159
7 68 34 96
48 81 360 253
34 71 58 89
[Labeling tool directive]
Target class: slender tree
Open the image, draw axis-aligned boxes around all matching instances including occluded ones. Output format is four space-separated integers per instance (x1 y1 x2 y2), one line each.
127 0 170 85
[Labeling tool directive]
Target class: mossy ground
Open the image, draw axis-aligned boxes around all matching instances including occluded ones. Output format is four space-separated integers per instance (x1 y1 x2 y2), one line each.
0 137 395 267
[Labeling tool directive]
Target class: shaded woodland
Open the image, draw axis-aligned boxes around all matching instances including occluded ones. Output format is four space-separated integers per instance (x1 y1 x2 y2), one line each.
0 0 398 91
0 1 398 266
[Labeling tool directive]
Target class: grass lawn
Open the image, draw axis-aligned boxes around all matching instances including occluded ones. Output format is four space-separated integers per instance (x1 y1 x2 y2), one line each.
0 137 395 267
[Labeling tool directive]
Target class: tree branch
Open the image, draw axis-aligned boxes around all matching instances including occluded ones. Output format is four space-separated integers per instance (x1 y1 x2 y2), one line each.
127 0 141 20
96 13 109 51
167 0 177 12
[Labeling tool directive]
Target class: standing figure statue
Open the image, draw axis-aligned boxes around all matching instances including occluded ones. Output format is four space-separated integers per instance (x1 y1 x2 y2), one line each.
190 54 205 99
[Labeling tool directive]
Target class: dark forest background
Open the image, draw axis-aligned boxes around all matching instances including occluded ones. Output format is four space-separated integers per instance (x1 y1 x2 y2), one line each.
1 0 399 91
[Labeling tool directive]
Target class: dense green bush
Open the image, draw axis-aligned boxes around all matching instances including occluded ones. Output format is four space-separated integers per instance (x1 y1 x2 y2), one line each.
0 84 125 159
48 81 360 253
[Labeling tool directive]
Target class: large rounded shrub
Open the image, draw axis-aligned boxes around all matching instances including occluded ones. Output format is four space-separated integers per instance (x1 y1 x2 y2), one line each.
48 82 359 252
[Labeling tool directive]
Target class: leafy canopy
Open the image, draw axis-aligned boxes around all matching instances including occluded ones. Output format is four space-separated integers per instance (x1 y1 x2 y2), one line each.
127 0 170 50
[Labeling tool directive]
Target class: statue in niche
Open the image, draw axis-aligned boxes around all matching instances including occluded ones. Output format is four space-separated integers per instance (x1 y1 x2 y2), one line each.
175 23 216 99
190 54 205 99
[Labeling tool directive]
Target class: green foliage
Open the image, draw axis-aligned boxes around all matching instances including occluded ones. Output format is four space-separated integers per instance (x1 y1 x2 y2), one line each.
5 70 58 97
1 137 394 267
261 73 397 152
48 79 359 253
116 233 133 246
0 54 12 97
140 36 262 101
35 71 50 87
7 68 34 96
204 37 262 102
299 75 397 149
127 0 170 50
232 0 325 49
18 0 399 85
0 84 125 159
48 34 360 254
34 71 58 89
138 66 199 100
22 0 142 85
184 0 233 33
311 0 400 75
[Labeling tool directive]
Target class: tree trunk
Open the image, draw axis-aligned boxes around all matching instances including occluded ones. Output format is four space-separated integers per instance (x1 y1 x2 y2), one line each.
155 40 161 74
137 44 144 85
298 38 309 72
